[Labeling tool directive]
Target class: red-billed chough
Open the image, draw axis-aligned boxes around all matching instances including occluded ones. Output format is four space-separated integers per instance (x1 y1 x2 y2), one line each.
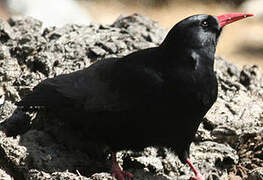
16 13 253 180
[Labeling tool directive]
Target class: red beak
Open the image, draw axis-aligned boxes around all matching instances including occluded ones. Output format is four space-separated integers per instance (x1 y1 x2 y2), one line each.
217 13 254 28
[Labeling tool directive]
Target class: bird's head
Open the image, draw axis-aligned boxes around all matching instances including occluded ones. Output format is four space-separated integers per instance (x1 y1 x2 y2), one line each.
161 13 253 59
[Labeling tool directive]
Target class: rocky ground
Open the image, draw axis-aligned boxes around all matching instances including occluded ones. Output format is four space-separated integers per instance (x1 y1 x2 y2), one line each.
0 14 263 180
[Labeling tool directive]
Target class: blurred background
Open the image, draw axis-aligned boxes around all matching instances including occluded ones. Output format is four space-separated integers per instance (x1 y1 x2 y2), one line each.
0 0 262 70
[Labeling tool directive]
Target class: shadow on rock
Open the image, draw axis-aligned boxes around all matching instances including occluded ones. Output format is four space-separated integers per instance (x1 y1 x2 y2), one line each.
1 108 110 177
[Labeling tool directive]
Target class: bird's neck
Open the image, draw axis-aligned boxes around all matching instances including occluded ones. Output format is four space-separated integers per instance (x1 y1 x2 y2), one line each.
158 44 216 71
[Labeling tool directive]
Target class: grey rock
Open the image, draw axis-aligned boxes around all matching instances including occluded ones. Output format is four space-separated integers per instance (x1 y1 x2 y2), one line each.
0 131 28 169
0 101 16 122
0 19 14 42
0 169 13 180
0 56 21 82
8 16 43 35
26 169 91 180
199 57 263 147
240 65 263 94
190 141 238 170
248 167 263 180
0 14 262 180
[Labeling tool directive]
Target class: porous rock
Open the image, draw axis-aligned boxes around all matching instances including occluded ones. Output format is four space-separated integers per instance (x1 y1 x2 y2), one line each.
0 14 262 180
248 167 263 180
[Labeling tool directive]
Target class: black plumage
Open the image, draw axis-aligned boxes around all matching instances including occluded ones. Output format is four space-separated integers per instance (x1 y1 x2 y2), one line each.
16 13 253 180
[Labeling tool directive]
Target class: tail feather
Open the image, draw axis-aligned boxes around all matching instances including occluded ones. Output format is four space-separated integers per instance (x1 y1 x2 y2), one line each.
16 86 71 107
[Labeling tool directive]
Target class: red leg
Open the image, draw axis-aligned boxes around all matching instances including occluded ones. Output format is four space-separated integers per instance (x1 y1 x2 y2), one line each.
111 153 133 180
186 158 205 180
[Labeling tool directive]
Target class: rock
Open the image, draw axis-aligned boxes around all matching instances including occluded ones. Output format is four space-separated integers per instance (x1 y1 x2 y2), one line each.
0 14 262 180
230 133 263 179
0 101 16 122
0 169 13 180
248 167 263 180
0 19 14 43
0 87 5 106
240 65 263 95
199 57 263 147
26 169 91 180
190 141 238 169
229 172 242 180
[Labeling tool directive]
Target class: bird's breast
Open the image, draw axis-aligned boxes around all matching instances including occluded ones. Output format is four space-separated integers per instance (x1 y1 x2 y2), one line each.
161 68 218 115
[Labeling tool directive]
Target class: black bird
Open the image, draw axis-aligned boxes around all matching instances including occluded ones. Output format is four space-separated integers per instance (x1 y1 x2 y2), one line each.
16 13 253 180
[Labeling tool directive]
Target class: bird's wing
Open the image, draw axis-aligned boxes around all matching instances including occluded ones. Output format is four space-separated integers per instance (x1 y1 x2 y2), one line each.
17 58 164 112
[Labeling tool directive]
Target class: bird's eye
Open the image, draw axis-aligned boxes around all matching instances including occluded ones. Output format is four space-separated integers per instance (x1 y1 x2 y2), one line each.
201 20 209 27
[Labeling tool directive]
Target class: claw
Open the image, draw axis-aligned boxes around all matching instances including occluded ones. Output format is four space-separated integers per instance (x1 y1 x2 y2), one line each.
190 172 205 180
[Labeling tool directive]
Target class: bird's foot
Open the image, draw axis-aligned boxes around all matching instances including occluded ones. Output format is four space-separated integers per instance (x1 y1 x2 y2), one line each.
111 152 133 180
186 158 205 180
190 172 205 180
112 170 133 180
